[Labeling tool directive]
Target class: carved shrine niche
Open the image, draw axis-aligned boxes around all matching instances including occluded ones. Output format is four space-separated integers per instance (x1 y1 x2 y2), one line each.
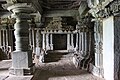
45 17 74 30
46 17 62 30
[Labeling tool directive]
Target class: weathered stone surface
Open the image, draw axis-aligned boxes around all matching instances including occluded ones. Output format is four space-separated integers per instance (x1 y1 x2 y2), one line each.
5 76 33 80
0 75 9 80
0 60 12 69
103 15 120 80
114 15 120 80
12 51 32 68
32 52 104 80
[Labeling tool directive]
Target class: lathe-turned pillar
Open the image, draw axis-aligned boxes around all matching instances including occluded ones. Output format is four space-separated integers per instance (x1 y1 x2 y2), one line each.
7 3 35 76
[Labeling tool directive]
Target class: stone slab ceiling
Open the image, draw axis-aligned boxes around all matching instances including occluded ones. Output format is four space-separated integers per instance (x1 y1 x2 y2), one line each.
42 0 81 10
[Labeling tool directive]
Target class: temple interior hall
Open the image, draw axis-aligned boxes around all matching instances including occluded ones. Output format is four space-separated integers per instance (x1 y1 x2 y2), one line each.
0 0 120 80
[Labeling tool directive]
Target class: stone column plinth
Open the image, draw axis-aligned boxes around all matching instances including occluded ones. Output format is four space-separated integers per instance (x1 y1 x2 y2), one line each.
7 3 35 76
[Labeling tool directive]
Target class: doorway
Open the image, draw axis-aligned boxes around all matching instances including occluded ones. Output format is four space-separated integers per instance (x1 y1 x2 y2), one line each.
53 34 67 50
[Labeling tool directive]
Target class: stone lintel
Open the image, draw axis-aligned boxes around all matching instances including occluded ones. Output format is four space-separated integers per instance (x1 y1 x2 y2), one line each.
43 10 79 17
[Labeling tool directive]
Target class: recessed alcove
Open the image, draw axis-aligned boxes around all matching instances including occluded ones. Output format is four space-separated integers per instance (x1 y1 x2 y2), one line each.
53 34 67 50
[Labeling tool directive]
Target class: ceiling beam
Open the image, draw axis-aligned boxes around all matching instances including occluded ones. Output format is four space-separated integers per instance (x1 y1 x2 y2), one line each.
43 10 79 17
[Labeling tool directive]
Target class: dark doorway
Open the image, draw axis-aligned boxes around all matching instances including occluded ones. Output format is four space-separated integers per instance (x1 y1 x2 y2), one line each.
53 34 67 50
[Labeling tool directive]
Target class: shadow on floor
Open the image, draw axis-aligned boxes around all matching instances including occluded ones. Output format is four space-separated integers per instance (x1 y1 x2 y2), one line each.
31 67 89 80
44 51 69 63
32 52 89 80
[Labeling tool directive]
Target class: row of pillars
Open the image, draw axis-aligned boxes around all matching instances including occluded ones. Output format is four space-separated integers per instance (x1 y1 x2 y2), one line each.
42 33 74 51
0 27 13 60
73 22 94 69
42 33 53 51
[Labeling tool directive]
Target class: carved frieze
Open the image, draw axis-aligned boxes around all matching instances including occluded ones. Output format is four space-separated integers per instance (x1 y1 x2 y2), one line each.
46 17 74 30
96 0 120 18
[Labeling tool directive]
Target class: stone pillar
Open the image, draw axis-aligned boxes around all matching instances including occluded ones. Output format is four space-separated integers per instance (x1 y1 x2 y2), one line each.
29 28 32 49
46 33 50 50
79 30 82 52
71 33 74 49
103 15 120 80
75 32 78 51
67 34 70 50
31 27 35 54
42 33 45 50
92 20 103 77
7 3 34 76
3 29 5 52
6 29 8 47
84 26 87 56
0 29 1 47
81 26 85 55
36 29 41 56
50 34 53 50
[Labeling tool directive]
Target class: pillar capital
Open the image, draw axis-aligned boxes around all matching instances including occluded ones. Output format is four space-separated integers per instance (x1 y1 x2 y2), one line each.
7 3 35 13
7 3 35 20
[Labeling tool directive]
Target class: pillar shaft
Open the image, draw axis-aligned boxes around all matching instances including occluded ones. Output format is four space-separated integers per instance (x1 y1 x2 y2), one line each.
42 34 45 50
71 34 74 47
67 34 70 50
36 29 41 56
31 27 35 53
50 34 53 50
46 33 50 50
79 30 82 52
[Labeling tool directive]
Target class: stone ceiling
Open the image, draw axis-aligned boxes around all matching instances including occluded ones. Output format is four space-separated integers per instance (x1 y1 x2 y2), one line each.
42 0 81 10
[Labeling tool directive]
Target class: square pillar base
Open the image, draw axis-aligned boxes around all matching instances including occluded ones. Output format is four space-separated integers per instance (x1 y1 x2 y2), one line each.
89 63 104 78
9 51 35 76
9 67 35 76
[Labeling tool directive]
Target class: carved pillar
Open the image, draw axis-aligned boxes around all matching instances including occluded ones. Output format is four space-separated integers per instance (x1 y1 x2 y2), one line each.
0 29 1 47
7 3 34 76
84 26 88 56
29 27 32 49
31 26 35 54
36 29 41 56
71 33 74 49
102 15 120 80
93 20 103 77
75 32 78 51
81 26 85 55
42 33 46 50
50 34 53 50
67 34 70 50
46 33 50 50
79 29 82 52
3 29 5 52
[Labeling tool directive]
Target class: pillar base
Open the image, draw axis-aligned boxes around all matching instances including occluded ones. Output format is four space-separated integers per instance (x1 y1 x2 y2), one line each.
89 63 104 78
9 67 35 76
68 46 74 52
9 51 35 76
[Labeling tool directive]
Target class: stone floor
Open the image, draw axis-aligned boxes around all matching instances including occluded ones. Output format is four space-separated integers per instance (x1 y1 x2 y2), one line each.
0 60 32 80
0 52 105 80
32 52 105 80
